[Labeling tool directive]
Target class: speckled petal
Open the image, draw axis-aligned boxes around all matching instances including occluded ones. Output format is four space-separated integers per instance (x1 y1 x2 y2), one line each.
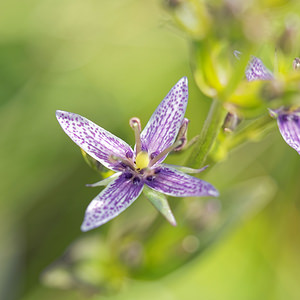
140 77 188 162
56 110 134 171
245 56 274 82
81 174 144 231
277 113 300 154
145 166 219 197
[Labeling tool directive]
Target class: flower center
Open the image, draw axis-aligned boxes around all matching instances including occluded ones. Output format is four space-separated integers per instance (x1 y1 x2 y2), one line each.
135 151 149 170
129 116 188 169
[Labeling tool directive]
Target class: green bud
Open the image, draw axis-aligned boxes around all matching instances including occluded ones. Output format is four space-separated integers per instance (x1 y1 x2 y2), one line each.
193 39 234 98
80 149 111 178
165 0 211 40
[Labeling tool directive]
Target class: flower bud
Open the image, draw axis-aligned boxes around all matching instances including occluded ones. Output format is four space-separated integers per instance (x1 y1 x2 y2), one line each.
222 112 241 133
193 39 234 98
165 0 211 40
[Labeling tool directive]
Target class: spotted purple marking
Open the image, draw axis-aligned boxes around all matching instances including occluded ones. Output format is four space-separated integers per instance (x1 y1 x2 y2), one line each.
145 166 219 197
56 110 134 171
245 56 274 82
140 77 188 164
81 174 144 231
277 112 300 154
146 175 155 181
150 151 160 160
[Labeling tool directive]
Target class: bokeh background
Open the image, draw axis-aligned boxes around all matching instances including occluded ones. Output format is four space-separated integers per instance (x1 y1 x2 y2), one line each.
1 1 300 299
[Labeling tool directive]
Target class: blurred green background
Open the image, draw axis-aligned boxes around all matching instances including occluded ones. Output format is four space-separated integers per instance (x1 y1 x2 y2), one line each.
1 1 300 299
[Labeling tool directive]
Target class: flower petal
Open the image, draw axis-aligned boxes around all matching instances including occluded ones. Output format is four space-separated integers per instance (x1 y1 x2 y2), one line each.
145 166 219 197
245 56 274 82
81 174 144 231
56 110 134 171
140 77 188 162
277 113 300 154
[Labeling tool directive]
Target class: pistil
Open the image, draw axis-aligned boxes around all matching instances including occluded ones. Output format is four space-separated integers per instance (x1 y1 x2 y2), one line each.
129 117 142 154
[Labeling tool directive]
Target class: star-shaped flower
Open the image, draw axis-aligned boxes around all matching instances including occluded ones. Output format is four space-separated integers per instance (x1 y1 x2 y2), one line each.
56 77 219 231
246 56 300 154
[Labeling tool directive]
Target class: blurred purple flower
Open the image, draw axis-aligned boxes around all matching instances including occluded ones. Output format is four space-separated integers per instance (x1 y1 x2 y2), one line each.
245 56 274 82
246 56 300 155
270 108 300 155
56 77 219 231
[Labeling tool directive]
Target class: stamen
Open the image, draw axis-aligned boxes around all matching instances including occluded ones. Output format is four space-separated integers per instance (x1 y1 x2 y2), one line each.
178 118 189 138
109 154 135 170
129 117 142 154
148 139 183 167
174 118 189 151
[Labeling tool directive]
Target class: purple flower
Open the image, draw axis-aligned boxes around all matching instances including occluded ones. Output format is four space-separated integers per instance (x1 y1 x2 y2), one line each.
245 56 274 82
246 56 300 155
270 108 300 155
56 77 219 231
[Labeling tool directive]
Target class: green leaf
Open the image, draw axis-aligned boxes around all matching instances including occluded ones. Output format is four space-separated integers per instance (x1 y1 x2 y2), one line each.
162 164 208 174
86 173 120 187
143 186 177 226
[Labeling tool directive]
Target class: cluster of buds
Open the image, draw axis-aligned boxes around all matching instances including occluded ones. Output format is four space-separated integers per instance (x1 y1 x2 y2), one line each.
165 0 300 115
164 0 300 163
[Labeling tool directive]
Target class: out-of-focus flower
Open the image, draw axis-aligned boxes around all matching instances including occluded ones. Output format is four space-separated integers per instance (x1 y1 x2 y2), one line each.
56 77 219 231
246 56 300 154
164 0 211 40
222 112 241 133
269 107 300 155
293 57 300 70
245 56 274 82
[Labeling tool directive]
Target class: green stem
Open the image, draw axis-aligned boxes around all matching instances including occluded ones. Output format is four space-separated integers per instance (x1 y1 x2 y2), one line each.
185 98 226 168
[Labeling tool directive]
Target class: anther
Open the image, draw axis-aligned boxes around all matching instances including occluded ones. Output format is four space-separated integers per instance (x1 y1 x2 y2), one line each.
154 168 161 174
146 175 155 181
126 151 133 159
133 177 141 184
124 172 133 179
150 151 159 160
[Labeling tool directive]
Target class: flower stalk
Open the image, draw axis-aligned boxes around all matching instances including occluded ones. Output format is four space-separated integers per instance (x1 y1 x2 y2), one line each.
185 98 227 168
